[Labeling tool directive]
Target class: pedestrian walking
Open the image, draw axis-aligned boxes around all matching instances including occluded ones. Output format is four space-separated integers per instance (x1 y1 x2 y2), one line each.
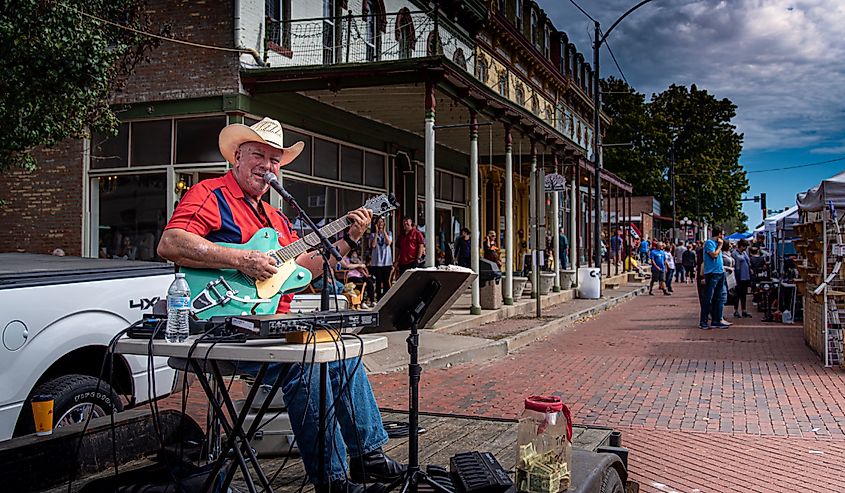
454 228 471 268
368 216 393 301
682 243 696 284
674 242 687 283
732 239 753 318
664 243 675 293
699 228 730 329
639 236 650 264
649 241 670 296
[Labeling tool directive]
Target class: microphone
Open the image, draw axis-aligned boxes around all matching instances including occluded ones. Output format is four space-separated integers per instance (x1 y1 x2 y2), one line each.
263 172 294 203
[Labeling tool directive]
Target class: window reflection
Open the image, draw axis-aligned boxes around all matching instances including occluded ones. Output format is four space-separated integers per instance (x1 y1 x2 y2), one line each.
97 174 166 261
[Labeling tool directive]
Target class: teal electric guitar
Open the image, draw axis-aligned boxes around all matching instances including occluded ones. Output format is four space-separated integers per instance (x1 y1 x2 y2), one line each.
183 194 398 319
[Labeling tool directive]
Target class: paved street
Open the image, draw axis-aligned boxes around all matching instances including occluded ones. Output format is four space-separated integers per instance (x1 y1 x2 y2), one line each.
369 282 845 493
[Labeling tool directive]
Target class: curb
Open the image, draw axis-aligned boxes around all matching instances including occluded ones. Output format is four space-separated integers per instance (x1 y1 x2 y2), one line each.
382 285 647 373
503 285 648 353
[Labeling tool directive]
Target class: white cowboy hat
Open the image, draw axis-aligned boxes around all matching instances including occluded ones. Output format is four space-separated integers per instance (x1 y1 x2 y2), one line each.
218 117 305 166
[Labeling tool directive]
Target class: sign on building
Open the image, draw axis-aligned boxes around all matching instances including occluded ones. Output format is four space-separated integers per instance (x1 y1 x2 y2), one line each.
543 173 566 192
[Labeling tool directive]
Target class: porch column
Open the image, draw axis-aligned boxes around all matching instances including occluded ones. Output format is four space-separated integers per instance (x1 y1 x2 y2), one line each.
530 144 539 299
469 111 481 314
424 81 436 267
569 165 577 282
614 185 620 276
504 125 514 305
586 170 592 266
552 155 561 292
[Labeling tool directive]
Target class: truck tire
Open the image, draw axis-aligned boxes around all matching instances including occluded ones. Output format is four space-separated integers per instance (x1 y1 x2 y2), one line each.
25 374 123 433
600 467 624 493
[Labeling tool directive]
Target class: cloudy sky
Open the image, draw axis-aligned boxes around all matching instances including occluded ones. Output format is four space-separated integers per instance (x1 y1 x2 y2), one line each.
545 0 845 228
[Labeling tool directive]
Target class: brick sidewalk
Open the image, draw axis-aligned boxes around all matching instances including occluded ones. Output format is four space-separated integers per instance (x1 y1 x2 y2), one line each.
369 282 845 492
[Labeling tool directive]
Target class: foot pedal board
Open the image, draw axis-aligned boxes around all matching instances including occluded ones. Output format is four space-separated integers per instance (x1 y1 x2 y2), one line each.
450 451 513 493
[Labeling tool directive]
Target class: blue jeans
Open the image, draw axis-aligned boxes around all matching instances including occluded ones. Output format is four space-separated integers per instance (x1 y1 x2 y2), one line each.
700 272 726 326
238 359 388 484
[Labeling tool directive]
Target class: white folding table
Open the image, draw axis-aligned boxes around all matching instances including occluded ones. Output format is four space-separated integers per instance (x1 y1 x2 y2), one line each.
116 334 388 493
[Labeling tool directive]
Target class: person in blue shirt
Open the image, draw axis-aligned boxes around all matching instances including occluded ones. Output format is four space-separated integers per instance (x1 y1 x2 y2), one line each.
648 241 670 295
639 236 651 264
700 227 730 329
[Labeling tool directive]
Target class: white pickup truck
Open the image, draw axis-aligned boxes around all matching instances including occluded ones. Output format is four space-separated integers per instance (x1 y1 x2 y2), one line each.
0 253 178 441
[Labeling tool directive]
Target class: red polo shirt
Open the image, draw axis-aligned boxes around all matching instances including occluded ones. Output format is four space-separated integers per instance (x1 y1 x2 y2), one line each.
165 171 299 313
397 228 424 265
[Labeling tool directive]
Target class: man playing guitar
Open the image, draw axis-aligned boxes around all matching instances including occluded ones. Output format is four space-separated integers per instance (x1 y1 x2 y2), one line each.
157 117 404 493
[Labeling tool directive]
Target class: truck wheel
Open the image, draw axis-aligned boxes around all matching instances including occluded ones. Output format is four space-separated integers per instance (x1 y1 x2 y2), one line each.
600 467 624 493
28 374 123 432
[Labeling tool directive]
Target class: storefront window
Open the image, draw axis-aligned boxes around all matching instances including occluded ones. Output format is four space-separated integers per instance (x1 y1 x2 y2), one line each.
314 138 339 180
364 152 385 188
341 146 363 184
96 173 166 261
91 123 129 169
176 117 226 163
282 178 337 232
131 120 172 167
284 128 311 175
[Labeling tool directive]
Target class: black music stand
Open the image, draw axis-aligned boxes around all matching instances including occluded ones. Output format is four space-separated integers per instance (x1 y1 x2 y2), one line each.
364 268 476 493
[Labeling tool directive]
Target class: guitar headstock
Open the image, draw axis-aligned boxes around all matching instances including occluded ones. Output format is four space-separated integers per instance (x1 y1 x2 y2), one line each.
363 194 400 216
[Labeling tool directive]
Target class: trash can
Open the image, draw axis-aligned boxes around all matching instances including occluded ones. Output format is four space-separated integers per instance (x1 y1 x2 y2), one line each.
559 270 576 290
538 272 556 295
578 267 601 299
479 258 503 310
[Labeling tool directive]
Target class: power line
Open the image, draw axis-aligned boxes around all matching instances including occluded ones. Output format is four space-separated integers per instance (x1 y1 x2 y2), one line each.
567 0 597 23
66 5 253 55
745 156 845 174
602 34 628 86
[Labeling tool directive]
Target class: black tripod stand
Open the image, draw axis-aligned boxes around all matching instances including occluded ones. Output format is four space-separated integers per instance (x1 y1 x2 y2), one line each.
385 279 452 493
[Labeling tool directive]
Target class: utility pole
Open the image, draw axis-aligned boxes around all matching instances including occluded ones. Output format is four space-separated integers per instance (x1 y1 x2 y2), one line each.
670 139 676 244
592 21 602 271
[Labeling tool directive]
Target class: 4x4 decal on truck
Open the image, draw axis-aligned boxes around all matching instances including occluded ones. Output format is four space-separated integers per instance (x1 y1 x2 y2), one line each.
129 297 160 310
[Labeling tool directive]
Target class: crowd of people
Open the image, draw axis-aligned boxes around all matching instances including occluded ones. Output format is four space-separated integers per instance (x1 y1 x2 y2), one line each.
629 229 774 329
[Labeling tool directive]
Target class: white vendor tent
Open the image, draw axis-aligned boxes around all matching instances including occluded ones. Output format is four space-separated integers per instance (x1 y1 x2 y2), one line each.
764 206 799 233
797 170 845 212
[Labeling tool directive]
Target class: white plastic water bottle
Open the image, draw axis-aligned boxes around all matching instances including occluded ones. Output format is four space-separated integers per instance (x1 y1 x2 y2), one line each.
165 273 191 343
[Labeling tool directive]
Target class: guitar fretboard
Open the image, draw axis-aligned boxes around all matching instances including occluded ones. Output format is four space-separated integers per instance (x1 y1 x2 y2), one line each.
275 216 352 261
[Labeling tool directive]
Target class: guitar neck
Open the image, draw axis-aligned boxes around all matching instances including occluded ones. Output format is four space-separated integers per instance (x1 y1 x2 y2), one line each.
276 216 352 261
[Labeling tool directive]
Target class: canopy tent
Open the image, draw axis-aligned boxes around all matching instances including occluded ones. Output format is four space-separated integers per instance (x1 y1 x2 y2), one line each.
726 231 753 241
764 206 799 233
797 170 845 212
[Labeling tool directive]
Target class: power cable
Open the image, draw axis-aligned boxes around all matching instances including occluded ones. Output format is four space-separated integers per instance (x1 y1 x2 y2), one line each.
602 35 629 86
65 5 254 55
567 0 597 23
745 156 845 174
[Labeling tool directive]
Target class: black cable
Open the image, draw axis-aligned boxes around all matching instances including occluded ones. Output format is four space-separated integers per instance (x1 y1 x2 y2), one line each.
65 324 134 493
602 34 629 86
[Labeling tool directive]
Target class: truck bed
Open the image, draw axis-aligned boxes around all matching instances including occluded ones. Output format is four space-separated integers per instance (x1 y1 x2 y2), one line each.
0 253 174 289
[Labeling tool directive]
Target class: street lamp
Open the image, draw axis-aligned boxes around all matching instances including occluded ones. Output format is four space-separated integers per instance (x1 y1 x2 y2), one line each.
680 216 692 241
585 0 656 271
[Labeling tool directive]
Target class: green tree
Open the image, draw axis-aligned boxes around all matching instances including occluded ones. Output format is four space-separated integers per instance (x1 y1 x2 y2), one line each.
0 0 161 171
601 79 749 225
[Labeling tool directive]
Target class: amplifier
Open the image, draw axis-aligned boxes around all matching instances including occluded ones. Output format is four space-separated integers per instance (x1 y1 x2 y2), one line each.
450 451 513 493
210 310 379 339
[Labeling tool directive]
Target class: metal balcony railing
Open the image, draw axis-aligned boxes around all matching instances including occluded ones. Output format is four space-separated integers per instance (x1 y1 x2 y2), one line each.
262 10 473 70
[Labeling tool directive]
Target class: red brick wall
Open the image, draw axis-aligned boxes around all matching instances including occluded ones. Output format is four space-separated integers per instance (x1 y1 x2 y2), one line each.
114 0 240 104
0 140 84 255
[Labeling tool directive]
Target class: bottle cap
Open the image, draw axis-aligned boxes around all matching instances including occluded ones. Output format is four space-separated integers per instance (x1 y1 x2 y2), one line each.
175 272 185 278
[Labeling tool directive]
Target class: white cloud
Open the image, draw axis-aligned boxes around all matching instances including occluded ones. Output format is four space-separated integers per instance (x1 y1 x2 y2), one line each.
546 0 845 152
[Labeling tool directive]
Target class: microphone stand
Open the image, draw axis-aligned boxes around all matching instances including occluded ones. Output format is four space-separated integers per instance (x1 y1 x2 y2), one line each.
264 173 341 486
